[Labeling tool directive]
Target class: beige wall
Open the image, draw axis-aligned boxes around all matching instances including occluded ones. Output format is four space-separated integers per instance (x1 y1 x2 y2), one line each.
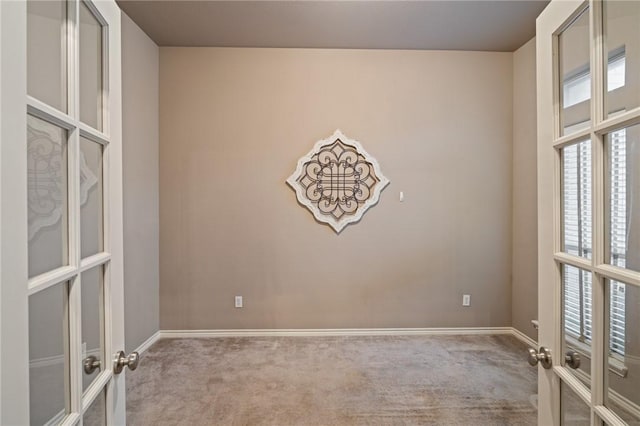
512 38 538 341
122 13 160 352
159 48 513 330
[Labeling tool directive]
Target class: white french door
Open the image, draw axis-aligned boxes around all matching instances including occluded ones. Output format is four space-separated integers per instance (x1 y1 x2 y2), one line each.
0 0 126 425
537 0 640 425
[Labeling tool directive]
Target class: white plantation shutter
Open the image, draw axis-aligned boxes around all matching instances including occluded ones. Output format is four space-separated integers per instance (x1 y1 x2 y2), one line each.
563 266 593 342
563 142 593 343
561 51 628 357
609 129 627 356
562 132 627 356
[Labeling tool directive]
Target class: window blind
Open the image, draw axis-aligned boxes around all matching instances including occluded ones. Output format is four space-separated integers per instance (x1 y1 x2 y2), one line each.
609 129 627 355
562 132 626 356
561 53 627 357
563 142 593 343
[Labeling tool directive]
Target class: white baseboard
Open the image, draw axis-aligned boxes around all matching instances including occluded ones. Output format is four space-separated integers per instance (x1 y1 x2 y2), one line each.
134 330 161 355
159 327 515 338
510 327 538 348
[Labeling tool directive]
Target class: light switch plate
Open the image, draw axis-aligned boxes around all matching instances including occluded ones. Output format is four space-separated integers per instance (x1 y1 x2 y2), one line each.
462 294 471 307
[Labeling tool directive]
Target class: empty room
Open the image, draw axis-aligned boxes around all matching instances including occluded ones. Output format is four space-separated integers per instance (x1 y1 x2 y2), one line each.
1 0 640 425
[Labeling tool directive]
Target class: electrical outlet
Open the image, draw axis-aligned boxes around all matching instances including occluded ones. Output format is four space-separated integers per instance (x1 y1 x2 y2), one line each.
462 294 471 307
235 296 243 308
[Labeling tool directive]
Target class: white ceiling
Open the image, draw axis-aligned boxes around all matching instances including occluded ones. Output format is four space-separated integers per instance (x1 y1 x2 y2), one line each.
117 0 549 52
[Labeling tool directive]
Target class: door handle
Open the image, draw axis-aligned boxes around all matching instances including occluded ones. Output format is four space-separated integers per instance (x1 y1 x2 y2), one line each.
83 355 101 375
113 351 139 374
565 351 581 369
527 346 553 369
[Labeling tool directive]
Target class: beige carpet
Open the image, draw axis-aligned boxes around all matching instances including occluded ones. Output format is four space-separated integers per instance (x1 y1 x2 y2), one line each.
126 335 537 425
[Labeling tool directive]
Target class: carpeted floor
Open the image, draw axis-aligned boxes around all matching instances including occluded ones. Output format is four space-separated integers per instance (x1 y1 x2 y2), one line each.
126 335 538 425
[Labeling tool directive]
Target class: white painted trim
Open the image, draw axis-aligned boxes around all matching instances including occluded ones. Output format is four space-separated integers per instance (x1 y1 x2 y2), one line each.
159 327 515 339
79 252 111 271
0 4 4 421
1 1 30 423
511 327 538 348
81 369 112 413
134 330 160 355
537 2 589 424
554 366 592 406
44 410 69 426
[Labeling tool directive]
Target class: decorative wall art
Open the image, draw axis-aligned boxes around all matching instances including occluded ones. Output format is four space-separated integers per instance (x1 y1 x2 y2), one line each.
286 129 390 233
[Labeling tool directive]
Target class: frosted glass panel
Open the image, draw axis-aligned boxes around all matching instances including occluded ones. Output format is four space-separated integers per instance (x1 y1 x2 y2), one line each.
27 0 67 112
79 2 103 130
559 8 590 136
28 115 69 278
80 137 103 258
29 282 68 426
83 390 106 426
561 381 590 425
81 266 104 391
605 1 640 117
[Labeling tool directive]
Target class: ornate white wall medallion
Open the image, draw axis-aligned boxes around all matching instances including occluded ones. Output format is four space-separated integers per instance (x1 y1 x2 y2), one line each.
286 129 390 233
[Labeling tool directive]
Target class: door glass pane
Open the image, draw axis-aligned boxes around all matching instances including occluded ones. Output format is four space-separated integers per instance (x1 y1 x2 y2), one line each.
561 381 591 425
605 279 640 424
29 282 68 426
81 266 104 391
562 140 592 259
27 0 67 112
83 390 106 426
80 137 103 258
563 265 593 389
606 123 640 272
79 1 103 130
28 115 69 278
559 7 591 136
604 1 640 117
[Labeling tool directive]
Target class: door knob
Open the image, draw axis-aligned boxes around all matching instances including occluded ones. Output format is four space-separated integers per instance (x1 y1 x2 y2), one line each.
527 346 553 369
83 355 101 375
113 351 139 374
565 351 581 369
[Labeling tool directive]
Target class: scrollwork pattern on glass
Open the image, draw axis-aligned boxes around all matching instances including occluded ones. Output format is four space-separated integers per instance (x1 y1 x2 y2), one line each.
28 118 98 242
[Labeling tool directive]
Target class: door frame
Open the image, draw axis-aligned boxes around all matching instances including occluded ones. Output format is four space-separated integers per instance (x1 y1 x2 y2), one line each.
537 0 640 425
537 2 587 423
0 1 125 424
1 1 30 424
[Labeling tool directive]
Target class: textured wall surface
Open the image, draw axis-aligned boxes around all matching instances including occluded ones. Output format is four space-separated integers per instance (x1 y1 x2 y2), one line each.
159 47 513 330
512 38 538 342
122 12 160 352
